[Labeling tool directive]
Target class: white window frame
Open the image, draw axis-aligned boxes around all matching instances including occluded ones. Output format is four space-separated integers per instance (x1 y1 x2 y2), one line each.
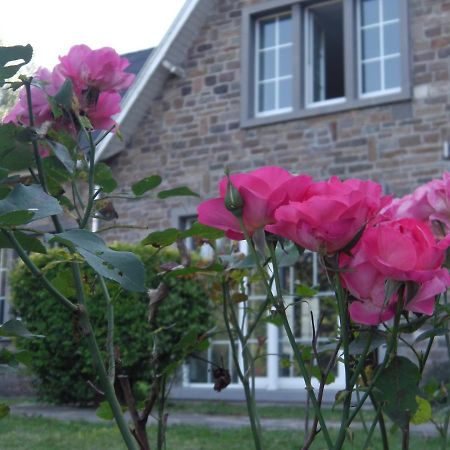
357 0 402 98
254 11 294 118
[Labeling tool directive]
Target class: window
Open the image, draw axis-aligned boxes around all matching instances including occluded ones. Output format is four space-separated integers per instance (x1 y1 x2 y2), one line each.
0 249 14 325
255 13 294 115
306 1 345 106
358 0 401 96
241 0 410 127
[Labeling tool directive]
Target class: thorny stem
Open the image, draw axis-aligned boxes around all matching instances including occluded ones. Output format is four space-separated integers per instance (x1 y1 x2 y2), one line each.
79 129 96 229
20 83 138 450
222 280 263 450
261 234 332 450
347 297 404 426
99 276 115 384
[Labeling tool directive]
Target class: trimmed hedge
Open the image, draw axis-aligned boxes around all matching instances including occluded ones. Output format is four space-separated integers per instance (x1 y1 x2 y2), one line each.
11 244 212 404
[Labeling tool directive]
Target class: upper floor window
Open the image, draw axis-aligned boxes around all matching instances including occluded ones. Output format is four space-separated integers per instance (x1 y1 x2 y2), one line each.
256 13 294 116
241 0 409 127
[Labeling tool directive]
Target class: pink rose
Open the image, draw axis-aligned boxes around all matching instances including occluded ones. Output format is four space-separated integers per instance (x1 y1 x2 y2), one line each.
198 166 303 240
340 218 450 325
55 44 135 94
268 177 390 254
83 91 121 131
3 68 62 127
385 173 450 238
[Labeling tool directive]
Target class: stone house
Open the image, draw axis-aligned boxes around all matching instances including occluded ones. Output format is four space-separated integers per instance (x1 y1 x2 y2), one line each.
5 0 450 397
93 0 450 395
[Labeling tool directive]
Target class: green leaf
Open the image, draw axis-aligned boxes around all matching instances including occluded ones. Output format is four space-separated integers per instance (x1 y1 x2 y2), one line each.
50 230 146 292
50 271 76 298
275 242 301 268
348 330 387 355
94 163 117 193
0 45 33 85
96 401 114 420
415 327 449 343
179 222 225 240
310 366 335 384
0 403 10 420
0 210 34 225
0 184 61 224
48 141 75 174
163 263 223 278
411 396 432 425
296 284 318 298
131 175 162 196
141 228 179 247
0 230 46 253
0 319 44 339
0 124 35 171
373 356 420 428
53 79 73 109
157 187 199 199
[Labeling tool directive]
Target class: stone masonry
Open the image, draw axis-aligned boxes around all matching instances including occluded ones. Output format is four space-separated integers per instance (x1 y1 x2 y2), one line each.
104 0 450 244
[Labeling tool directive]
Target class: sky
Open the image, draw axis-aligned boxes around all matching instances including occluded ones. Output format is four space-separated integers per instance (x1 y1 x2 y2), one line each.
0 0 187 70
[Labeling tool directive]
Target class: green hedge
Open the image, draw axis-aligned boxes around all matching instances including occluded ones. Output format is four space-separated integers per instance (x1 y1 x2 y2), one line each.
11 244 212 405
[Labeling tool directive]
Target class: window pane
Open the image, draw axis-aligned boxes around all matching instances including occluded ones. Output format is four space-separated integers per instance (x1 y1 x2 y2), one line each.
384 22 400 56
382 0 399 21
279 46 292 77
259 18 276 48
361 0 380 26
309 1 345 103
259 49 276 80
363 60 381 93
279 78 293 109
385 56 401 89
258 82 276 112
362 27 380 60
279 15 292 45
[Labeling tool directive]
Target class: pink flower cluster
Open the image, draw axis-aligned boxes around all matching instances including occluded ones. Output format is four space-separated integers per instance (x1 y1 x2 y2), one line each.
198 167 450 325
3 44 134 131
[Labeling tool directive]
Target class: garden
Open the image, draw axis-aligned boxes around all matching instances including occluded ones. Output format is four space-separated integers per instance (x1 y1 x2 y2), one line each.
0 41 449 450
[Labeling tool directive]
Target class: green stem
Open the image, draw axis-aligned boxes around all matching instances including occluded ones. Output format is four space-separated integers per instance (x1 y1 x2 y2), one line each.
222 281 263 450
23 78 137 450
3 230 77 312
79 130 96 229
362 403 383 449
99 276 115 384
24 79 48 193
332 274 352 450
347 298 404 426
264 237 332 449
157 375 167 450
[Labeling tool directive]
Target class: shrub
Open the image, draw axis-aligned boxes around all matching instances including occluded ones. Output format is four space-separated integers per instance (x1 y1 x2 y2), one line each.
11 244 212 404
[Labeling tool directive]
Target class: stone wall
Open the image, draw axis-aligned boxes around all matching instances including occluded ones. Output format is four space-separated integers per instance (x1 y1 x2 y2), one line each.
104 0 450 243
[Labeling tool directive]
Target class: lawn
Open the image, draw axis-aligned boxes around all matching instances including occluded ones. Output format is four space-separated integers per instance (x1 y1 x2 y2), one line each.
0 415 445 450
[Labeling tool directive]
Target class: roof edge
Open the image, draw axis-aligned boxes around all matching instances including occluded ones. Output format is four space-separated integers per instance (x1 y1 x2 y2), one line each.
95 0 202 162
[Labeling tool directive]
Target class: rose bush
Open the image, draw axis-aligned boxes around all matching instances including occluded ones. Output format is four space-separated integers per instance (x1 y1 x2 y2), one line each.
3 44 134 131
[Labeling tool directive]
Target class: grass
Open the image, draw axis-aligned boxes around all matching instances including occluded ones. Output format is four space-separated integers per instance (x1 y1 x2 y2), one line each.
0 415 445 450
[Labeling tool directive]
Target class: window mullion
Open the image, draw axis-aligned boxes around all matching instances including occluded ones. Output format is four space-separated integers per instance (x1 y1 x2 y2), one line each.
344 0 356 101
292 3 302 111
379 0 386 91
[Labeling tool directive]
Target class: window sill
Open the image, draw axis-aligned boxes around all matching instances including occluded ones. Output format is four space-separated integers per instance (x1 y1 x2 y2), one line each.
241 90 411 129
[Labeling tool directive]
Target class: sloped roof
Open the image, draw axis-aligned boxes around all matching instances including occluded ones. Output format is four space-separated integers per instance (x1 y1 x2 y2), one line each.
123 48 153 77
96 0 216 161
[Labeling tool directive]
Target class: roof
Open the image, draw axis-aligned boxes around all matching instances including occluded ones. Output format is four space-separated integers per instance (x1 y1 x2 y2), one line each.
123 48 154 77
96 0 216 162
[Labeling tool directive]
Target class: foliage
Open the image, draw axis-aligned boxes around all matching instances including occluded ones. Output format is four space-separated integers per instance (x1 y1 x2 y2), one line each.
11 245 213 404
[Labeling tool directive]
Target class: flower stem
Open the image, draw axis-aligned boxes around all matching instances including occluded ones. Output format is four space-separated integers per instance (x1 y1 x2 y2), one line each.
244 227 332 449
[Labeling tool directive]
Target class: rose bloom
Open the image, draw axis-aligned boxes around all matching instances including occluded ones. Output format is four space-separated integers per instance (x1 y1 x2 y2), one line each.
384 173 450 238
340 218 450 325
55 44 135 94
82 91 122 131
198 166 308 240
268 177 390 255
3 68 63 127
